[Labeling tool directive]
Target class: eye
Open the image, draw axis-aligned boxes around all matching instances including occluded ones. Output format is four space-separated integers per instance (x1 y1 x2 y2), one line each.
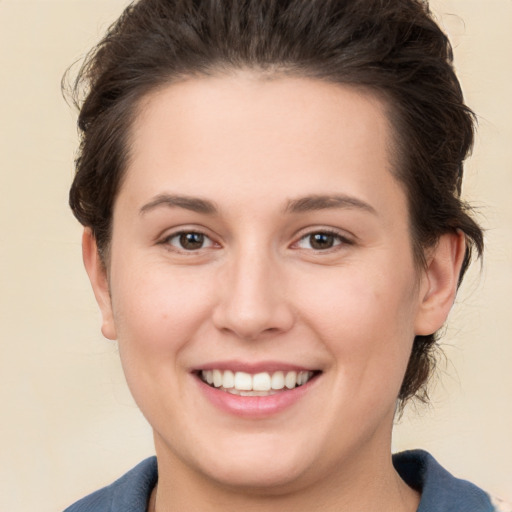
164 231 216 251
295 231 346 251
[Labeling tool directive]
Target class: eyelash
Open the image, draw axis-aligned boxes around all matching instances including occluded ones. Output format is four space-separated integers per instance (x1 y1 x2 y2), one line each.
159 228 352 253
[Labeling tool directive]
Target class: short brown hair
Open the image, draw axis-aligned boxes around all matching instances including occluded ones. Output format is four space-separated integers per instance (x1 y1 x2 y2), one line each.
66 0 484 406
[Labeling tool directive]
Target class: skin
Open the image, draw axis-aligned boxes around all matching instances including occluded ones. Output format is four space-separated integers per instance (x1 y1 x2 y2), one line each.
83 73 465 512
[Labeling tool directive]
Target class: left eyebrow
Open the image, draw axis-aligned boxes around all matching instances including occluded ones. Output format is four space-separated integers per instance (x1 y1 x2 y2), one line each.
140 194 218 215
284 194 377 215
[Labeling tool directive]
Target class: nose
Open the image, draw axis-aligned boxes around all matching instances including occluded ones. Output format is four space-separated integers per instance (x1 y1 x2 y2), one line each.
212 246 295 341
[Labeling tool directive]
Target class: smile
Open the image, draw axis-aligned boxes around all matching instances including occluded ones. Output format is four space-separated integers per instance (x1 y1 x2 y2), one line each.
199 369 317 396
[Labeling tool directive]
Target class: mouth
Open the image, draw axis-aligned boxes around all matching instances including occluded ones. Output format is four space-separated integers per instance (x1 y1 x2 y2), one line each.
197 369 321 396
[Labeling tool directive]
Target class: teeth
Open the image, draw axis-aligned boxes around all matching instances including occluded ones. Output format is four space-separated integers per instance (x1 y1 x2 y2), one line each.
200 369 314 393
253 372 271 391
234 371 252 390
222 370 235 389
213 369 223 388
228 389 278 396
285 371 297 389
271 371 285 390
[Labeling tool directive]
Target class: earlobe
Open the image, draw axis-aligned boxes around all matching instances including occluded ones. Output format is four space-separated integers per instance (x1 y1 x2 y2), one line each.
82 228 117 340
414 231 466 336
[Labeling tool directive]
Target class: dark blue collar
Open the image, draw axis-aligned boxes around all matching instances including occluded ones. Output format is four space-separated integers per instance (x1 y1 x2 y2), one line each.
393 449 494 512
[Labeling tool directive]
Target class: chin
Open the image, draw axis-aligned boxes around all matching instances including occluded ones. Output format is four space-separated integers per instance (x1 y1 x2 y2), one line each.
202 460 308 493
190 434 318 492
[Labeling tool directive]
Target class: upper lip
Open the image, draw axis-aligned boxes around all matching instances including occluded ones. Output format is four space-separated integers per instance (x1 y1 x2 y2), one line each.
192 360 319 373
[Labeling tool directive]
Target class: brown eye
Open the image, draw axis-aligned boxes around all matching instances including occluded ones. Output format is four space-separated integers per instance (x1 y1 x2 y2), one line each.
180 233 205 250
309 233 336 249
165 231 214 251
296 231 344 251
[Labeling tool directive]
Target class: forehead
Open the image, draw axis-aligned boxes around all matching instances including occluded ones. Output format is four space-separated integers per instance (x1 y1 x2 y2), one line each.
122 73 403 217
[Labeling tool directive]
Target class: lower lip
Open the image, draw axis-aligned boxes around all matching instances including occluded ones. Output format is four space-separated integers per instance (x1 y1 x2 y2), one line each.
194 375 318 418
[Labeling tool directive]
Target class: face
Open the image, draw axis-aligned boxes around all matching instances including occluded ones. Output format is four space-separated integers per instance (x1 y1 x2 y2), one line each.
85 74 453 493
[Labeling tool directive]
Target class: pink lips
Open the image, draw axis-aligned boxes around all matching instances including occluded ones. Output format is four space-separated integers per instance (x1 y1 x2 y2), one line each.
196 360 313 373
192 361 320 418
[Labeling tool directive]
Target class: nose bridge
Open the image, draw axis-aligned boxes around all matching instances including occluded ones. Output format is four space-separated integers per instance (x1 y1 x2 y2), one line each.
213 239 293 339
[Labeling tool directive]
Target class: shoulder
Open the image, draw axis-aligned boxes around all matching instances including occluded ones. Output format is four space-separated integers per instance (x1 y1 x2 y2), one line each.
63 457 158 512
491 496 512 512
393 449 508 512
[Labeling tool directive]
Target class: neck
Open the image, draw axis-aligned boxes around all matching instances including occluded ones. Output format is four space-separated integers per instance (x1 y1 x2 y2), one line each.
150 436 419 512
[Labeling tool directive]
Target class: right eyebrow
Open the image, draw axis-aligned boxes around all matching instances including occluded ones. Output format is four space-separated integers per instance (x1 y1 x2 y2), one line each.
139 194 218 215
284 194 377 215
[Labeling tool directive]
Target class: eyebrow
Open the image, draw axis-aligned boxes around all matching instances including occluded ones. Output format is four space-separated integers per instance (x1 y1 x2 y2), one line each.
140 194 218 215
285 194 377 215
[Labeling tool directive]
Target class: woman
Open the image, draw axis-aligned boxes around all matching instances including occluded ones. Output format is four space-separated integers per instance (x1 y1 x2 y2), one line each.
63 0 503 511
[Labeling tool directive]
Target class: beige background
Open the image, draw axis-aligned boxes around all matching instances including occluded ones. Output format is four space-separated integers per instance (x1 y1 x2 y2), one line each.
0 1 510 510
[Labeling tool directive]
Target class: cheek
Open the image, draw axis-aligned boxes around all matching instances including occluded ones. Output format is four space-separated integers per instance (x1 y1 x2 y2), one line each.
107 261 220 417
296 263 418 388
109 259 217 355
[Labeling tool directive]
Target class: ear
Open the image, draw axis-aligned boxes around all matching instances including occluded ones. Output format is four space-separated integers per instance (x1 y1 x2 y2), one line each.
414 231 466 336
82 228 117 340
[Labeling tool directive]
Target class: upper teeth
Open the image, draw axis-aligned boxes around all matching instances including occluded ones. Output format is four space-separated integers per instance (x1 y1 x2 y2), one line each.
201 370 313 392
